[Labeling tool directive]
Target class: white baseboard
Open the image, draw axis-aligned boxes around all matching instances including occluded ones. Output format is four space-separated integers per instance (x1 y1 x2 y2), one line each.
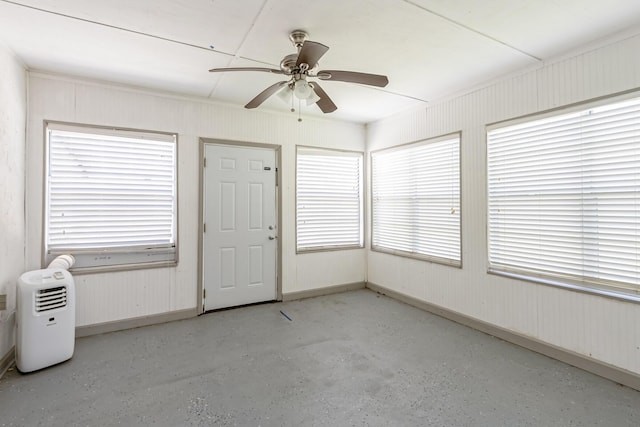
282 282 366 301
366 282 640 392
75 308 198 338
0 346 15 380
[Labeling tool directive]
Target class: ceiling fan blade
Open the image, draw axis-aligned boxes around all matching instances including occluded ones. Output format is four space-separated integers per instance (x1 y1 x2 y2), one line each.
209 67 284 74
245 81 288 109
296 41 329 68
316 70 389 87
310 82 337 113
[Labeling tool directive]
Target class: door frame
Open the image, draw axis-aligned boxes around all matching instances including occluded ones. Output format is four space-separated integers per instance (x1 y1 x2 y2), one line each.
197 138 282 313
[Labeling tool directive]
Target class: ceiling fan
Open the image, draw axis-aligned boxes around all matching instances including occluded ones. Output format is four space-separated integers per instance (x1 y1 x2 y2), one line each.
209 30 389 114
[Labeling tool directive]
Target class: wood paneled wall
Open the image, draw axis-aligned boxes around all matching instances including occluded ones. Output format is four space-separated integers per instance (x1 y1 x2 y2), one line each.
366 35 640 374
26 75 366 327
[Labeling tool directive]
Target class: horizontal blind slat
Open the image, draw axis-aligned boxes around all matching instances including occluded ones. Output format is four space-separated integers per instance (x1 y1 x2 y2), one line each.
488 96 640 293
46 127 176 252
296 148 363 250
372 136 461 263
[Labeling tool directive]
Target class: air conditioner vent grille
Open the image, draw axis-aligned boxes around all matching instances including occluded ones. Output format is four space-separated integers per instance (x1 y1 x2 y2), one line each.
35 286 67 312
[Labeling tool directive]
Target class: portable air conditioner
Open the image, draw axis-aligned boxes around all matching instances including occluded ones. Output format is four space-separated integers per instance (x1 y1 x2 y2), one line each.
16 268 75 373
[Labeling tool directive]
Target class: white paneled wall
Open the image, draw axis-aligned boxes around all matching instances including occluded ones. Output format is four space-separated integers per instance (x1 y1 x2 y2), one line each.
26 74 366 327
0 46 26 360
367 34 640 374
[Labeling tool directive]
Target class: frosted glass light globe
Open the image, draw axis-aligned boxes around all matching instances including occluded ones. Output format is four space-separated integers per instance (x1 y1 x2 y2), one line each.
294 80 312 99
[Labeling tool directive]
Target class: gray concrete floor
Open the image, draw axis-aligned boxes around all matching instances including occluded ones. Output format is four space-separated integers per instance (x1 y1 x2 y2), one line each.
1 289 639 426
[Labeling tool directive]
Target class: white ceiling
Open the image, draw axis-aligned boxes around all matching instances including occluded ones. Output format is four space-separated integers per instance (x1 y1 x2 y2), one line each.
1 0 639 123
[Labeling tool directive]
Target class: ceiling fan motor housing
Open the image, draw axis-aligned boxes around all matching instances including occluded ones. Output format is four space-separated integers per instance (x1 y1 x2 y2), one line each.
289 30 308 49
279 54 298 74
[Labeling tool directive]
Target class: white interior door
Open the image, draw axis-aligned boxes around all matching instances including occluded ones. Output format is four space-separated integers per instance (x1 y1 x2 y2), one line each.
203 144 277 311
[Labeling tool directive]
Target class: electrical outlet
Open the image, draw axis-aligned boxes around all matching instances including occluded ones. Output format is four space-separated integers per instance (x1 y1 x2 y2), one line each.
0 294 6 311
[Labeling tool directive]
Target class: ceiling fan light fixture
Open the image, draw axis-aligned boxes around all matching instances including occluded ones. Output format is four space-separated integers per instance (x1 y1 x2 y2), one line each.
293 79 313 100
276 85 293 104
305 88 321 106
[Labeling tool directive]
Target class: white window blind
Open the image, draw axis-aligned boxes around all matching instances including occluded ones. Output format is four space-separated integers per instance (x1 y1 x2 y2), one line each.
487 96 640 296
296 147 363 251
45 123 177 270
371 135 461 265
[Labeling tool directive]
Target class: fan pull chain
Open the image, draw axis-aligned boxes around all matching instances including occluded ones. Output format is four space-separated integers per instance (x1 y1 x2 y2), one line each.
290 89 295 113
298 99 302 122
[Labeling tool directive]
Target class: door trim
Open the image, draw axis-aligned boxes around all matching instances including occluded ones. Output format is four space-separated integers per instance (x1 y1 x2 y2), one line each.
198 138 282 313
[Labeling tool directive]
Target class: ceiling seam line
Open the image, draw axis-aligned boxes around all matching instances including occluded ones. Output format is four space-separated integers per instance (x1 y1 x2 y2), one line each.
369 86 429 103
209 0 273 98
0 0 236 58
401 0 542 62
233 0 273 59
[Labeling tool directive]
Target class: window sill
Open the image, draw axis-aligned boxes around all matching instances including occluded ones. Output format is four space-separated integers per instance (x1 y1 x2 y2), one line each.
296 245 364 255
67 260 178 275
371 246 462 268
488 269 640 304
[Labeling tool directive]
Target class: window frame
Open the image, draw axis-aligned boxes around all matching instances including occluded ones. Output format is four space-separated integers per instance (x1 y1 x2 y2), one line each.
43 121 179 273
295 145 364 253
370 132 462 267
486 91 640 302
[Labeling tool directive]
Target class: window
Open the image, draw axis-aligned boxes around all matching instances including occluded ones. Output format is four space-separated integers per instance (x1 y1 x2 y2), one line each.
487 95 640 298
45 122 177 271
296 146 363 251
371 134 461 266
